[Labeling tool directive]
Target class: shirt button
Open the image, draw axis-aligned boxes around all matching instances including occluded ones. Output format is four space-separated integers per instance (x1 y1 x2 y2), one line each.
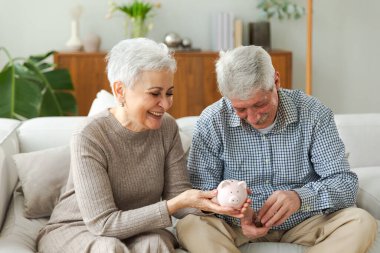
265 180 270 184
265 159 270 164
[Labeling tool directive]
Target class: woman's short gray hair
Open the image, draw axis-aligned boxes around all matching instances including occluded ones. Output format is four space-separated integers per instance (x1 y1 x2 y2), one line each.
216 45 275 100
106 38 176 89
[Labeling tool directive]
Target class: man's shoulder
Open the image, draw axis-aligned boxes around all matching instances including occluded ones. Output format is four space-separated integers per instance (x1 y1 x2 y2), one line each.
199 97 231 123
281 89 331 118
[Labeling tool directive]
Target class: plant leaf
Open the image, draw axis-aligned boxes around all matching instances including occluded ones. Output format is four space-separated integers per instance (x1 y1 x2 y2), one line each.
55 92 78 115
39 89 61 116
0 65 14 118
13 78 42 119
29 51 55 64
44 69 74 90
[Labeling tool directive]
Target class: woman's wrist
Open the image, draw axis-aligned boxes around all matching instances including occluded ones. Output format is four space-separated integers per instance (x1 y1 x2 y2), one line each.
167 193 186 215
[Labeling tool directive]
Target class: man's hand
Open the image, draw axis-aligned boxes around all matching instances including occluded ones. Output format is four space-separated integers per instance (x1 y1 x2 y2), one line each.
240 205 270 239
258 190 301 228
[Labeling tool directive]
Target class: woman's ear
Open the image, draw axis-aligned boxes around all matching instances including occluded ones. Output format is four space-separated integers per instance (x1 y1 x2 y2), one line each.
113 81 125 106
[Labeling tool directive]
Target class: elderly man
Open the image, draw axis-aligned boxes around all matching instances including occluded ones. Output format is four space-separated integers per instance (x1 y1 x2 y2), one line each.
176 45 377 253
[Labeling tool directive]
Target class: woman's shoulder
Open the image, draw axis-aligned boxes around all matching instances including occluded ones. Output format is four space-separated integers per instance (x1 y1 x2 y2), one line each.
74 109 111 137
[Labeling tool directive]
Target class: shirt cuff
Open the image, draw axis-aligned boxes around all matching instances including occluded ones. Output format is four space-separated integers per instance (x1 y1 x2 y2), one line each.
292 188 317 212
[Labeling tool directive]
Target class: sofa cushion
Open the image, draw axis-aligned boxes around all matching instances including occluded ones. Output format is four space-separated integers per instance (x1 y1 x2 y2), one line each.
17 117 85 153
0 186 47 253
176 116 199 156
12 145 70 218
352 167 380 220
334 114 380 168
88 89 115 116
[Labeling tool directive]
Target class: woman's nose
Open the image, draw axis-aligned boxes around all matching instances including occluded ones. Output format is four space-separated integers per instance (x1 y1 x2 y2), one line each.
159 97 172 110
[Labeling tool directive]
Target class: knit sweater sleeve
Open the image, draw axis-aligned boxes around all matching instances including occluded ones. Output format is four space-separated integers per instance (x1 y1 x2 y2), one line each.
71 133 172 240
161 116 203 218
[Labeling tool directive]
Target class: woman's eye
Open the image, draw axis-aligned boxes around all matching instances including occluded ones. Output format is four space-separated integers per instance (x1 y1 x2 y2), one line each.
166 92 173 97
151 93 160 97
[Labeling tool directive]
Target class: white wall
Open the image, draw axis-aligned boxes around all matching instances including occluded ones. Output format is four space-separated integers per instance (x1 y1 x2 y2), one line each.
1 0 379 113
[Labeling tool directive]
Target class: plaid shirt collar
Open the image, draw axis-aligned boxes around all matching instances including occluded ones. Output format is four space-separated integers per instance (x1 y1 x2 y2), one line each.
225 89 299 133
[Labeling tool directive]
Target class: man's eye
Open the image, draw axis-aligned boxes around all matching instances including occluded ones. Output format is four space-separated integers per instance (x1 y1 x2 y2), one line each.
254 103 267 109
236 108 245 113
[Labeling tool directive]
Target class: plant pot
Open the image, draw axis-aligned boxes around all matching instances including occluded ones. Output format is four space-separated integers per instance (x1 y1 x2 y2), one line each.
249 21 271 51
128 16 150 38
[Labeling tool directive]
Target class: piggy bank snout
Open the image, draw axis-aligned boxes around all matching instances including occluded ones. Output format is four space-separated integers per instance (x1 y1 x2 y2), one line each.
229 195 240 204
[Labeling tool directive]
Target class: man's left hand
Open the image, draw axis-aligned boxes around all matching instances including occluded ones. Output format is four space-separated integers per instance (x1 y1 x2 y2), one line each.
258 190 301 228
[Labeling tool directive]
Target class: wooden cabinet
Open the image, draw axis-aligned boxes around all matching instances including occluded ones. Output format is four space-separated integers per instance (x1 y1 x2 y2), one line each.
54 50 292 117
54 52 110 116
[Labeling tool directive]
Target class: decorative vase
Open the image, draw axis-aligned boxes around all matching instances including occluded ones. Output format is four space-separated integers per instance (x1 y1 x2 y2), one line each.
249 21 271 51
127 16 150 38
66 19 82 51
83 33 101 52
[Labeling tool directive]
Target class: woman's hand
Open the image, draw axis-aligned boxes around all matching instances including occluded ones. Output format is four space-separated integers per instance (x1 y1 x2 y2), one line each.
167 189 247 218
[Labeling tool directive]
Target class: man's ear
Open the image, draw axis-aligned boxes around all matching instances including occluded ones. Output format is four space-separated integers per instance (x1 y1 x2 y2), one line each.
274 71 281 89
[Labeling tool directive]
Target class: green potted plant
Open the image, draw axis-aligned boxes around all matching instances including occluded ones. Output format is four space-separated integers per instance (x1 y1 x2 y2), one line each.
257 0 305 20
250 0 305 50
106 0 161 38
0 48 77 120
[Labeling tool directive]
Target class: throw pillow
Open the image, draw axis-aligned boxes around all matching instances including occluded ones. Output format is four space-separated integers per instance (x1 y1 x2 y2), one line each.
88 89 115 116
12 145 70 219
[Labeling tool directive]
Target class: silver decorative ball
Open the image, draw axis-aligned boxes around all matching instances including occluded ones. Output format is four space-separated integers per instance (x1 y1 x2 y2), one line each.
181 37 192 48
164 32 182 48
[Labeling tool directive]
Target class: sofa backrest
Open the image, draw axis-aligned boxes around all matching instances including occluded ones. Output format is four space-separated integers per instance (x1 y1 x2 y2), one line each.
17 117 86 153
334 114 380 168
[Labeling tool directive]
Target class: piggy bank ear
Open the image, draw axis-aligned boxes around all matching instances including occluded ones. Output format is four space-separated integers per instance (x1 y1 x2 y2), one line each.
219 180 231 189
238 181 247 189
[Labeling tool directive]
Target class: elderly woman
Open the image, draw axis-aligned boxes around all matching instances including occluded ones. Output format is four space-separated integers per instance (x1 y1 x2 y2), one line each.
37 38 244 253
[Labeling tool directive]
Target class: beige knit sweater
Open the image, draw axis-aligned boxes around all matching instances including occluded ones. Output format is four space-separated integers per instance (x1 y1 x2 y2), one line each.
43 110 193 240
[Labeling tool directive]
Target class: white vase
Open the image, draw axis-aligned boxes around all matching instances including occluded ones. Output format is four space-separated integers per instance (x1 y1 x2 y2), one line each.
83 33 101 52
66 19 82 51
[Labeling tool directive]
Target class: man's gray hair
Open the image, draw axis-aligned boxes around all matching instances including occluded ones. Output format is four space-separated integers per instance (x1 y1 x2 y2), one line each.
216 45 275 100
106 38 176 89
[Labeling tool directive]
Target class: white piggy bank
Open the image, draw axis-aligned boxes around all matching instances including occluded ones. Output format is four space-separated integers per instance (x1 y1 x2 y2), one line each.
217 179 247 209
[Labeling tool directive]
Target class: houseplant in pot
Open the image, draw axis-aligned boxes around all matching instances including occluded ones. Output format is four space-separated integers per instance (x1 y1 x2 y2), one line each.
250 0 305 50
0 48 77 119
106 0 161 38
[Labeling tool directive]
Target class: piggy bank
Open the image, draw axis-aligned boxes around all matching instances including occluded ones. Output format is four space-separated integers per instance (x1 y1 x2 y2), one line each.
217 180 247 209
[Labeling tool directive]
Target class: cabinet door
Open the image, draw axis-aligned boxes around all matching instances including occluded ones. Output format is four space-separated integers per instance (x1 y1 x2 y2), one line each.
169 52 220 118
270 50 292 89
54 52 110 116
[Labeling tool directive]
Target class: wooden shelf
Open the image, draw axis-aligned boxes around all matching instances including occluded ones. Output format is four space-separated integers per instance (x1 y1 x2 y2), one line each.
54 50 292 117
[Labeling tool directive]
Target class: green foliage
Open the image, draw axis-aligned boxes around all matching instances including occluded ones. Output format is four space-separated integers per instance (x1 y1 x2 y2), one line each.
0 48 77 120
108 0 160 21
257 0 305 20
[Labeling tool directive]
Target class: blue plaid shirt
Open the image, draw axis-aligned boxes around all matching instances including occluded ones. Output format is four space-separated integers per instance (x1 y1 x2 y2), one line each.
188 89 358 230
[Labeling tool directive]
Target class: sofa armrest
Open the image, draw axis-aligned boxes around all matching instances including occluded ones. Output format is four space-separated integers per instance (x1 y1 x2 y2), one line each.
0 119 20 231
352 167 380 220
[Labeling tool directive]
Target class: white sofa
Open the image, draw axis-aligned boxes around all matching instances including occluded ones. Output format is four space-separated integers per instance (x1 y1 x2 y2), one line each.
1 111 380 253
